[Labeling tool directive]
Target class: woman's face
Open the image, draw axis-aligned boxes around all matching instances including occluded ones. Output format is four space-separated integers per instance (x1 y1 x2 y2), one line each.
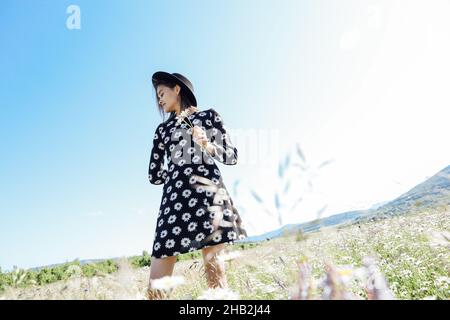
156 84 180 113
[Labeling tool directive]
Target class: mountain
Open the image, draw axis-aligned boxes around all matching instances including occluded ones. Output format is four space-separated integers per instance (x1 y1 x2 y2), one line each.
239 165 450 243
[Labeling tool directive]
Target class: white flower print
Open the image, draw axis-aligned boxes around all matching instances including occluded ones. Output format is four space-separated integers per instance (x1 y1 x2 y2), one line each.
178 159 186 166
203 199 210 207
215 115 222 122
168 215 177 224
192 119 200 125
174 131 182 139
227 231 237 240
195 233 205 242
154 133 158 139
196 208 206 217
211 177 219 184
153 153 159 160
209 212 216 219
154 242 161 251
182 212 191 222
160 230 168 238
158 142 165 150
150 162 156 169
231 159 237 164
213 233 222 242
188 222 198 232
187 147 195 155
192 155 200 163
181 238 191 247
199 112 207 117
169 144 175 152
184 167 193 175
205 119 212 126
169 127 176 133
164 207 170 215
158 219 164 227
198 165 205 172
174 150 182 159
214 169 220 175
188 198 198 207
188 247 196 252
162 197 167 205
207 158 214 165
170 192 178 201
167 185 172 194
189 175 197 185
174 202 183 211
223 208 232 217
172 171 179 179
179 139 187 147
170 164 175 171
173 251 180 256
164 136 170 144
203 169 209 176
206 190 213 197
165 176 169 183
175 180 183 188
196 186 205 193
165 239 175 249
203 221 212 229
172 226 182 235
182 190 192 198
212 128 218 135
187 128 193 135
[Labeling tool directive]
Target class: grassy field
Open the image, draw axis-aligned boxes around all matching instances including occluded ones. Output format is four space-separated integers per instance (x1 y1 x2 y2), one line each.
1 208 448 300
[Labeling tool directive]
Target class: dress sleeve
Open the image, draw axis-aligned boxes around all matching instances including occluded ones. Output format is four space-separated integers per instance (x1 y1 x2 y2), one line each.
207 108 238 165
148 124 167 185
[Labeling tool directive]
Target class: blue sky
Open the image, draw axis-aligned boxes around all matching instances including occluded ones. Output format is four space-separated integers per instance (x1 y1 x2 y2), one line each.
1 0 449 271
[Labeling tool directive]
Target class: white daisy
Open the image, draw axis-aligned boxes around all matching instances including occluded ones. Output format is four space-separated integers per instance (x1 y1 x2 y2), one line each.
196 208 206 217
172 171 179 179
178 159 186 166
172 226 182 235
150 162 156 169
189 175 197 185
181 238 191 247
158 219 164 227
169 144 175 152
213 233 222 242
164 207 170 215
182 189 192 198
206 190 213 197
179 139 187 147
154 242 161 251
187 147 195 155
182 212 191 222
196 186 205 193
188 198 198 207
170 192 178 201
192 155 200 163
164 136 170 144
162 197 167 205
168 215 177 224
166 185 172 194
174 202 183 211
165 239 175 249
153 153 159 160
184 167 193 175
214 169 220 175
211 177 219 184
188 222 198 232
195 233 205 242
175 180 183 188
227 231 237 240
174 150 182 159
160 230 168 238
223 208 232 216
205 119 212 126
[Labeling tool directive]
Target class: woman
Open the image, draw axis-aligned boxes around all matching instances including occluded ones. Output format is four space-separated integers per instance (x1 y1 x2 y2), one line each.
147 71 247 299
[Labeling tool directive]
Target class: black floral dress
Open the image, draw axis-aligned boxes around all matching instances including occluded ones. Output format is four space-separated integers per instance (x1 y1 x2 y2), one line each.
148 107 247 258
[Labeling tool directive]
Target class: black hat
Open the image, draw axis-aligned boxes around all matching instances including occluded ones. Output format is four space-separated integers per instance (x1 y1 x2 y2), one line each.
151 71 197 107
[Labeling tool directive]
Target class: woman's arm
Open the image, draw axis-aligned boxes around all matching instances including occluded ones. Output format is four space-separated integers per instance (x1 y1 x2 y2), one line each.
148 124 167 185
206 108 238 165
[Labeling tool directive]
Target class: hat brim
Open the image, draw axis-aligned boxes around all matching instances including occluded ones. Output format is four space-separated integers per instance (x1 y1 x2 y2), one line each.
151 71 197 106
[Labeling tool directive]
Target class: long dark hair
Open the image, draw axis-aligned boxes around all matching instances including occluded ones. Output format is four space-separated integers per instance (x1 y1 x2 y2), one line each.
153 79 196 122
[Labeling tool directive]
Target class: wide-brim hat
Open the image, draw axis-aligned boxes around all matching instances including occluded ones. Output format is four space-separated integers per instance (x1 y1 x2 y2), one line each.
151 71 197 107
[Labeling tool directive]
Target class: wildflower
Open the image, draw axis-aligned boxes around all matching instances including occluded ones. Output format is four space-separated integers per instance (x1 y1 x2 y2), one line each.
150 275 186 291
197 287 240 300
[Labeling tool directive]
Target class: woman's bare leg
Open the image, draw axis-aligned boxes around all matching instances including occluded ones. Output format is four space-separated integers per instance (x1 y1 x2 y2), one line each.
147 255 177 300
202 243 228 289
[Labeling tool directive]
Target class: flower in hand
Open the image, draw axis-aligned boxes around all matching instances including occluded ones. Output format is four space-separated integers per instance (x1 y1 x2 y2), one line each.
192 125 208 147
